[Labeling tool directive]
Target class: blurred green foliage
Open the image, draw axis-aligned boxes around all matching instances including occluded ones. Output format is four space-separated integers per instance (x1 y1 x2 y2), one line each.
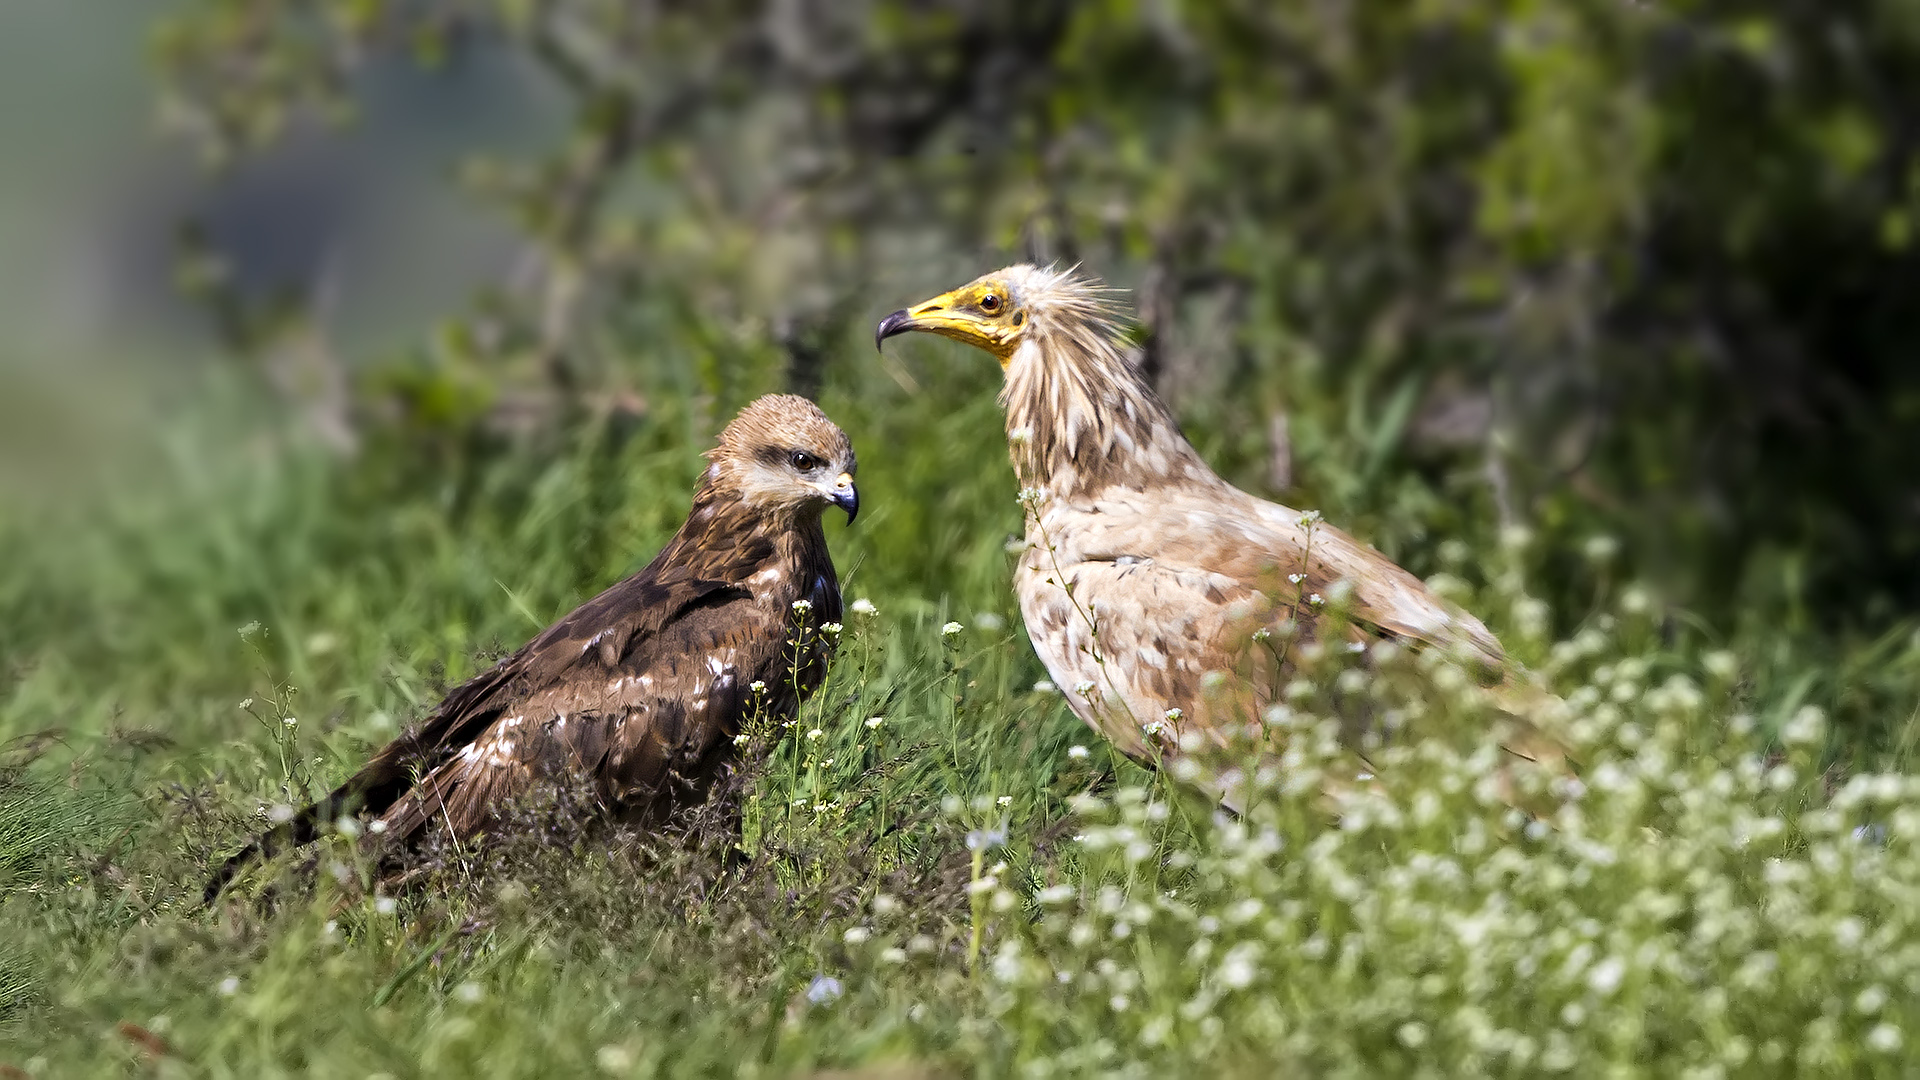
151 0 1920 643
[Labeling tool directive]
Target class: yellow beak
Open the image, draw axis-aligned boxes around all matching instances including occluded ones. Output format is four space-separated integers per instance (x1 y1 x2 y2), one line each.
875 290 1017 361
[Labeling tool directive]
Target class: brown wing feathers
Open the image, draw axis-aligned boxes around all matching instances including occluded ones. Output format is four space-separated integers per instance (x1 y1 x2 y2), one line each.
206 394 853 902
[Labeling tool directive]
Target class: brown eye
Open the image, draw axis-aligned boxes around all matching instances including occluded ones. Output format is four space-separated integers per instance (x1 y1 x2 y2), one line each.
789 450 823 472
980 293 1001 313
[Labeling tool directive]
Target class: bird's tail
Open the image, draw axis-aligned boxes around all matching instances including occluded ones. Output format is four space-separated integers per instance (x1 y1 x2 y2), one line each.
1486 676 1580 816
200 782 368 906
200 741 429 906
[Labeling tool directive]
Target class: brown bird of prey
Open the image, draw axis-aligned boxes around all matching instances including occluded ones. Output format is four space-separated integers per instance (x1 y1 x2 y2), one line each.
206 394 857 901
878 265 1562 806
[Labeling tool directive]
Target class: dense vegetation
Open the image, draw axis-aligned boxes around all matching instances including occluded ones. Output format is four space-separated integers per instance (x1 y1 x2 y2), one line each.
4 1 1920 1074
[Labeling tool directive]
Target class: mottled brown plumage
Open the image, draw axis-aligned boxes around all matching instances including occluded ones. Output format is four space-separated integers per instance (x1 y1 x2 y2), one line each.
206 394 856 901
879 266 1566 808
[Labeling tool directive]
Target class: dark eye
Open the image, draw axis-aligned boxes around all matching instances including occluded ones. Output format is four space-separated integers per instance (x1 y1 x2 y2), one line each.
789 450 823 472
980 293 1001 313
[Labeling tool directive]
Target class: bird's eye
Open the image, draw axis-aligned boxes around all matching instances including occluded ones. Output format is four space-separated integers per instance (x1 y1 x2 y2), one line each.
980 293 1001 313
789 450 822 472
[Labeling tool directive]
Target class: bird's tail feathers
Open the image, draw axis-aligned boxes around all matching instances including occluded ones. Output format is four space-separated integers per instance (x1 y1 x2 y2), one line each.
201 787 344 906
200 761 409 906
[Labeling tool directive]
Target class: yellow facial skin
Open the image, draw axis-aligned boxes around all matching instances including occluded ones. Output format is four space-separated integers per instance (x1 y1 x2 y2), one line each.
874 279 1029 365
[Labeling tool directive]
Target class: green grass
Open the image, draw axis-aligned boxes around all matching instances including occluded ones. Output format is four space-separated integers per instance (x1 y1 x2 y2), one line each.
3 382 1920 1077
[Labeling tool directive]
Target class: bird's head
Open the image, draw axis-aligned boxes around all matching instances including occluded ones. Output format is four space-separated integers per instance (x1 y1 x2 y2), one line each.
707 394 859 524
875 264 1120 368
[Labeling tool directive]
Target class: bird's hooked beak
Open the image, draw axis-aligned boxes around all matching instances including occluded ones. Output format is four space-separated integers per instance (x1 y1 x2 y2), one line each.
875 285 1020 363
819 471 858 524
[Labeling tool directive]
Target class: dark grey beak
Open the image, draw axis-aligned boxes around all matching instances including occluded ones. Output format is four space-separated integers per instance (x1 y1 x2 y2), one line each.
874 309 912 351
830 473 859 524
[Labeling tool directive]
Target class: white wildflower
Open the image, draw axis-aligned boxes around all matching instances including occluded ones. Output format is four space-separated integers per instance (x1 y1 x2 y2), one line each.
864 716 884 730
973 612 1006 631
367 819 388 834
791 599 812 614
820 621 843 635
807 728 825 740
1703 650 1740 682
282 716 297 729
1834 917 1865 949
966 826 1008 852
1033 680 1058 694
375 897 397 915
216 976 240 997
1218 943 1259 989
1074 680 1097 697
1587 956 1627 996
941 621 964 637
842 926 871 945
850 598 877 616
1067 745 1089 760
749 680 767 694
1781 705 1827 746
267 803 295 825
1868 1024 1903 1053
454 981 483 1004
997 795 1012 807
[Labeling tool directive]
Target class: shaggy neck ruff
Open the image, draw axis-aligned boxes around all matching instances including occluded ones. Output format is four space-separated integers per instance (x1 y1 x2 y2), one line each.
1001 298 1220 503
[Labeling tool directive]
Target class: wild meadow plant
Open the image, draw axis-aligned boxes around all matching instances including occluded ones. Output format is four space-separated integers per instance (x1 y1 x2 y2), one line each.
826 531 1920 1077
3 420 1919 1076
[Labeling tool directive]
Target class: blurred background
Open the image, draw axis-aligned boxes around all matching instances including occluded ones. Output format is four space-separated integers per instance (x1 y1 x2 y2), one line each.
3 0 1918 748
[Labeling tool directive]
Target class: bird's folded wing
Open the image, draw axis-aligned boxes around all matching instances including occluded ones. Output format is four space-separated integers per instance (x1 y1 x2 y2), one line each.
1072 491 1507 671
1051 492 1569 772
337 570 754 817
208 569 754 892
373 580 790 840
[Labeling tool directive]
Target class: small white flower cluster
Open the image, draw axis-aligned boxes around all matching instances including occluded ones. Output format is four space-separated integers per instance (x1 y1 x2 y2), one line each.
908 600 1920 1075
